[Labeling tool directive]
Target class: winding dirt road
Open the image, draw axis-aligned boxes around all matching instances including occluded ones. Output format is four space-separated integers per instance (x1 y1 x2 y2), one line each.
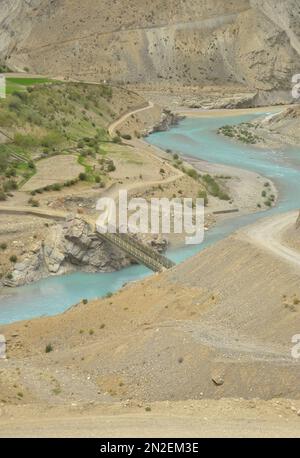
108 100 154 136
240 211 300 269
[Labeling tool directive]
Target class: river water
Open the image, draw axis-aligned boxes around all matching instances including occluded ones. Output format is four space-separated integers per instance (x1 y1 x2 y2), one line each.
1 112 299 324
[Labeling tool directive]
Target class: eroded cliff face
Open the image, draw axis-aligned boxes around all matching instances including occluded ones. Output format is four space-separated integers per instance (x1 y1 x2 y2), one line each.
0 0 299 95
2 216 131 287
1 216 168 287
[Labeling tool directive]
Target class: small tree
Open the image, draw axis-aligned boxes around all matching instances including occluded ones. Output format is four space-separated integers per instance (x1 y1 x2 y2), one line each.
79 172 87 181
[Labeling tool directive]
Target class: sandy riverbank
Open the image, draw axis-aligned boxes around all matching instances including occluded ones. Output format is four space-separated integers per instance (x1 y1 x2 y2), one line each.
176 105 287 118
137 107 279 244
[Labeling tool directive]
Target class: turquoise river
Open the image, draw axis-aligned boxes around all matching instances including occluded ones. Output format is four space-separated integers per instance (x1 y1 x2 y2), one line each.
1 112 300 324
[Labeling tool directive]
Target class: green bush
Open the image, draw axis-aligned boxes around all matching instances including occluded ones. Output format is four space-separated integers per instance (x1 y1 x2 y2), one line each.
201 174 230 201
41 132 63 148
107 162 116 173
14 133 39 148
5 168 16 177
198 190 208 206
79 172 87 181
45 344 53 353
28 197 40 207
0 191 6 201
187 168 199 180
9 97 22 111
53 183 63 191
121 134 132 140
3 180 18 192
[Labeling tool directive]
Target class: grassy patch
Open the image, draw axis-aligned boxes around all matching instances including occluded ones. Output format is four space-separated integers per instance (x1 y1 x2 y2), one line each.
6 77 53 95
201 174 230 201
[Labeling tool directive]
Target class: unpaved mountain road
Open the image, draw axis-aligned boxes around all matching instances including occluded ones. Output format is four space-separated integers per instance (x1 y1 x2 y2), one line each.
1 400 299 438
108 101 154 136
240 211 300 269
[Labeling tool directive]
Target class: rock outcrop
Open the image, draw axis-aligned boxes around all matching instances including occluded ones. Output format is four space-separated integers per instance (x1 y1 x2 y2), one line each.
150 110 184 134
3 216 168 287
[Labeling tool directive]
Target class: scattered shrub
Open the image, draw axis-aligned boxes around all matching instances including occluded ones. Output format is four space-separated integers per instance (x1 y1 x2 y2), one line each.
106 162 116 173
45 344 53 353
121 134 132 140
28 198 39 207
79 172 87 181
187 168 198 180
198 190 208 206
3 180 18 192
0 191 6 201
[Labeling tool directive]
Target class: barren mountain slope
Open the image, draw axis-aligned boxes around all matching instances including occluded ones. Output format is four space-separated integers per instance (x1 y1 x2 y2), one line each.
0 0 299 96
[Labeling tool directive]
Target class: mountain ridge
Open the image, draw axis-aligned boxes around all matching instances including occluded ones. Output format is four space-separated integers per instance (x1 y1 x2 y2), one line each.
0 0 299 97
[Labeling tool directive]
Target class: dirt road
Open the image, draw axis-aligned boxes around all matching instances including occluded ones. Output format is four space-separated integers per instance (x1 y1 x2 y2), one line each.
1 400 299 438
108 101 154 136
240 211 300 269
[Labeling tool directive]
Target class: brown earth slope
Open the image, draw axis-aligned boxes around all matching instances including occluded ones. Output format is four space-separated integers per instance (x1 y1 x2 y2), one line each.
252 105 300 147
1 212 300 409
0 0 299 100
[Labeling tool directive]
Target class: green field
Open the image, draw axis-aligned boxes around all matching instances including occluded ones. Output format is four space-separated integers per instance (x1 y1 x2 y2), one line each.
0 80 118 193
5 77 53 94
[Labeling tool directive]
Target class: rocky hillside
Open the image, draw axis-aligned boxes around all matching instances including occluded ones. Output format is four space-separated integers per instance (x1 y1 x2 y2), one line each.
259 105 300 145
0 0 299 98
